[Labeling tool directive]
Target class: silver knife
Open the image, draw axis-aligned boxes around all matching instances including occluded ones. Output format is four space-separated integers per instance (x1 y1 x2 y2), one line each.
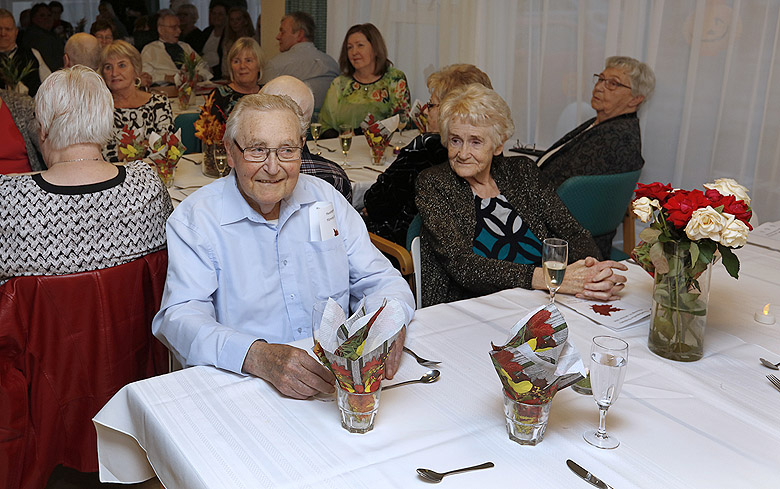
566 460 614 489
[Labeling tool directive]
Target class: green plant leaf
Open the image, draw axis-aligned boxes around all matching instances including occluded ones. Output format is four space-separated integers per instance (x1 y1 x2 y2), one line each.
718 244 740 279
689 241 699 265
639 227 662 243
698 240 716 263
649 241 669 274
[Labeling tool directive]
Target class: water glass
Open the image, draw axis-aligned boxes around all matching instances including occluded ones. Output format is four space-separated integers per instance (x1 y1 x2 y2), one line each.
503 393 551 445
337 386 381 434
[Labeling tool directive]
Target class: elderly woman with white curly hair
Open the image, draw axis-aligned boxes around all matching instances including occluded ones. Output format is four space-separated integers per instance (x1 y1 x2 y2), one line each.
415 84 628 307
0 65 172 282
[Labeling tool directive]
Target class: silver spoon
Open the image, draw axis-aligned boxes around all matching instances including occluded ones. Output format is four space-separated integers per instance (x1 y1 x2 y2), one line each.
403 346 442 367
417 462 494 483
760 357 780 370
384 369 440 390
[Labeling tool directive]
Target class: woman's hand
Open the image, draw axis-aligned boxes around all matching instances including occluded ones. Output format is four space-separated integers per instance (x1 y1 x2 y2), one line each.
532 257 627 301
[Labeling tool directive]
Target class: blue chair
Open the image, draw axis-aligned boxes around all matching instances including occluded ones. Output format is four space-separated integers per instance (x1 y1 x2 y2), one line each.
555 170 642 260
406 214 422 251
174 113 201 154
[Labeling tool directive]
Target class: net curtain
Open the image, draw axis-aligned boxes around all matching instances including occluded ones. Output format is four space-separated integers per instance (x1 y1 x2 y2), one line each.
327 0 780 223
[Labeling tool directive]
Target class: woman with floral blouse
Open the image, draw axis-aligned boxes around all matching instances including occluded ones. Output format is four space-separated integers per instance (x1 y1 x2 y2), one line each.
318 23 411 136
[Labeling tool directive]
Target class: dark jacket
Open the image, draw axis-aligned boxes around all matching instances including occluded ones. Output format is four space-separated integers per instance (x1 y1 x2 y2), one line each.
364 132 447 245
539 111 644 257
0 46 41 96
20 24 64 72
415 156 601 307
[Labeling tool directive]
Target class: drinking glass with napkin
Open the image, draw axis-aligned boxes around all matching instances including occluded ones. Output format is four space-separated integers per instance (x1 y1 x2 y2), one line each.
360 114 398 164
147 129 186 187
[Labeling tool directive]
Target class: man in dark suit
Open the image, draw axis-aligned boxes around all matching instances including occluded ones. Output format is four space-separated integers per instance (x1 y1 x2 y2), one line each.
20 3 64 72
0 8 42 96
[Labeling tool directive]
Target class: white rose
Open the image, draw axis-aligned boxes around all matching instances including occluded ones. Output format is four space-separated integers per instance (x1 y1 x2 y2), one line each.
703 178 751 205
685 206 729 241
633 197 658 223
718 213 749 247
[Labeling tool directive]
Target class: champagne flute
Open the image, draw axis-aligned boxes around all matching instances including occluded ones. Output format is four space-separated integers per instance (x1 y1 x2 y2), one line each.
213 145 229 177
584 335 629 449
542 238 568 304
338 125 353 167
310 122 322 155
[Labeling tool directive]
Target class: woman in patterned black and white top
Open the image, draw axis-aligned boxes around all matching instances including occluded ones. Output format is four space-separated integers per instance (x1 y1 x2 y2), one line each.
100 40 174 163
0 65 172 282
415 84 628 307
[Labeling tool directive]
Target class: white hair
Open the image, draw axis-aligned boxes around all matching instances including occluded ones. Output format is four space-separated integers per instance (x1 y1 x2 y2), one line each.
35 65 114 150
223 93 308 146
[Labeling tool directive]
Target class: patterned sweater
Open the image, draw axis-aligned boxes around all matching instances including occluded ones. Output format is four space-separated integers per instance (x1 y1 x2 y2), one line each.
415 156 601 307
0 160 173 281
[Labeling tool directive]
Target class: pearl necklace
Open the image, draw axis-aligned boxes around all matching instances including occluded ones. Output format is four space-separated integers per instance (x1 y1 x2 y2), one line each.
51 157 101 165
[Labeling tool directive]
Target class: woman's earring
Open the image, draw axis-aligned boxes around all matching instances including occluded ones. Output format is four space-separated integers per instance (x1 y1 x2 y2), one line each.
134 77 142 88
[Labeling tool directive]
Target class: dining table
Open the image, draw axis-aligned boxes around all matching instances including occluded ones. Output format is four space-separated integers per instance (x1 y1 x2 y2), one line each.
93 240 780 488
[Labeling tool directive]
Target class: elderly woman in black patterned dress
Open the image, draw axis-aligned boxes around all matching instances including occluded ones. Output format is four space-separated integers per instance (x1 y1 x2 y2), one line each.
100 40 174 162
415 84 628 307
0 65 172 282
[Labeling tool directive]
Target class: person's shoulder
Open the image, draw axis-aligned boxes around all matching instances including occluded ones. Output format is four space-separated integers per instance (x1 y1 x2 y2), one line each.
385 65 408 79
418 160 452 183
141 40 163 54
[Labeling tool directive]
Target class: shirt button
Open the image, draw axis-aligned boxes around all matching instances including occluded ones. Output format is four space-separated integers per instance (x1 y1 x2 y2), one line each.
297 328 302 333
290 294 294 299
283 260 288 266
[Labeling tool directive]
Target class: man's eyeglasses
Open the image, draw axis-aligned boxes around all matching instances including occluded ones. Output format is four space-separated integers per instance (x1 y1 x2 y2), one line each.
592 74 631 91
234 140 303 163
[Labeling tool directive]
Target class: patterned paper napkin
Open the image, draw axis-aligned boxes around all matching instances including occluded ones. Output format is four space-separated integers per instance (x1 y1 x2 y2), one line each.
313 298 406 394
117 124 147 162
489 304 585 403
147 129 186 186
361 114 398 162
410 99 429 133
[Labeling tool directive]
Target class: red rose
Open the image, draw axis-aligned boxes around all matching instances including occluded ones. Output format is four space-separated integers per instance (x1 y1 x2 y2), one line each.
662 189 710 228
635 182 674 202
718 195 753 229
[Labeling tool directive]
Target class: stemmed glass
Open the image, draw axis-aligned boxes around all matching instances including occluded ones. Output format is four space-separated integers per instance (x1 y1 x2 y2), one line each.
396 108 410 145
213 145 229 177
338 124 353 167
584 335 629 449
542 238 568 304
310 122 323 155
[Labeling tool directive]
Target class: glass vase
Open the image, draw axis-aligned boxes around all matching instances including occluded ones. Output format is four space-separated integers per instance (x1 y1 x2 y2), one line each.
201 143 219 178
648 241 712 362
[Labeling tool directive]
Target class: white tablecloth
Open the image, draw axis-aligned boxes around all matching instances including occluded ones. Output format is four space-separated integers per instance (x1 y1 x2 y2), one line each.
94 244 780 488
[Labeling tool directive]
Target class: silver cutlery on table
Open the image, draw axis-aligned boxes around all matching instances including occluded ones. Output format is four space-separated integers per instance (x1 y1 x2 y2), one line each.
362 166 384 173
417 462 494 483
384 369 440 390
316 142 336 153
767 374 780 393
760 357 780 370
403 346 441 367
567 459 613 489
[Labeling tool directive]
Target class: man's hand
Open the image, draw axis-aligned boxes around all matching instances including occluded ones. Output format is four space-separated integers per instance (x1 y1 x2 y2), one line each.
384 325 406 380
242 341 336 399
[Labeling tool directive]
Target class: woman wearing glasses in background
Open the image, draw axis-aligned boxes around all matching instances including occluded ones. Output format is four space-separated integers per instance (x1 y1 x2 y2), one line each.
537 56 655 257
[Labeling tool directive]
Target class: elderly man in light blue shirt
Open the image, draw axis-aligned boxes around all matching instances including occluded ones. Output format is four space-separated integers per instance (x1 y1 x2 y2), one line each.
153 93 414 399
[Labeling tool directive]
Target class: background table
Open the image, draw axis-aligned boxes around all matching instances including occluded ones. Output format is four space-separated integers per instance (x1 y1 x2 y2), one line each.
94 243 780 488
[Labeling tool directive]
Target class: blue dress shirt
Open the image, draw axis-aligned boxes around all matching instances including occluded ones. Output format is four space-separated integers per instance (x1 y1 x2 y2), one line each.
152 172 415 374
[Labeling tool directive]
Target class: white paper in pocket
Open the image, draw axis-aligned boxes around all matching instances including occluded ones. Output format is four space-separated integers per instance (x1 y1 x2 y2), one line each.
309 201 338 241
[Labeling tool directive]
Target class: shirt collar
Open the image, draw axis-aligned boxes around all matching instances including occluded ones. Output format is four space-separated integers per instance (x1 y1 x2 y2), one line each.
219 170 318 226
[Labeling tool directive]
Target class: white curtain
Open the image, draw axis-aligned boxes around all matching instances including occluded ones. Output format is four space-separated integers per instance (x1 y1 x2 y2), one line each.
327 0 780 223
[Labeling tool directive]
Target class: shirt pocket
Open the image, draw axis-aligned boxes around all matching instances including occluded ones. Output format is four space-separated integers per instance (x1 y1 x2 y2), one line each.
305 237 350 301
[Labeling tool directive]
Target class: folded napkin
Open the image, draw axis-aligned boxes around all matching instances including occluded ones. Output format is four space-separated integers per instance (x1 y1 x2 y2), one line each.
117 124 147 162
489 304 585 403
410 99 429 133
361 114 398 158
147 129 186 182
313 298 405 393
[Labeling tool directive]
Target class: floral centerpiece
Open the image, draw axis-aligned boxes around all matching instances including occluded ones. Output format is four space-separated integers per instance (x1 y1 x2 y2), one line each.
194 92 226 177
177 51 203 110
148 129 186 187
116 124 147 162
631 178 752 361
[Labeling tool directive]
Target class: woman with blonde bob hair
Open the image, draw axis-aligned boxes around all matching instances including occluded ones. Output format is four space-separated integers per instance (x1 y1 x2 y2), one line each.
203 36 265 124
415 84 628 307
0 65 172 281
100 40 173 162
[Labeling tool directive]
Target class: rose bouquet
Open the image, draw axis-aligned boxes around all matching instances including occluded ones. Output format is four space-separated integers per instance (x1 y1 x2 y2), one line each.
148 129 186 187
116 124 147 162
631 178 752 361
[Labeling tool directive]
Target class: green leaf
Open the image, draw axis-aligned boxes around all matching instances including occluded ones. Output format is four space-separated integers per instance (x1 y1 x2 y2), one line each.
649 241 669 274
718 244 740 279
698 240 716 263
639 227 662 243
689 241 699 266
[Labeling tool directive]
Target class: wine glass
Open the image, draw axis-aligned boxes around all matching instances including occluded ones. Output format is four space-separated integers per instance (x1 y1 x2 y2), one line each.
396 109 410 144
213 145 229 177
542 238 568 304
310 122 322 154
583 335 629 449
338 124 353 167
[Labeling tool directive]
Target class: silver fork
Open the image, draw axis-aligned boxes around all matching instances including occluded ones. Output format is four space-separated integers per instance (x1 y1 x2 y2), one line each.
767 374 780 393
403 346 442 367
